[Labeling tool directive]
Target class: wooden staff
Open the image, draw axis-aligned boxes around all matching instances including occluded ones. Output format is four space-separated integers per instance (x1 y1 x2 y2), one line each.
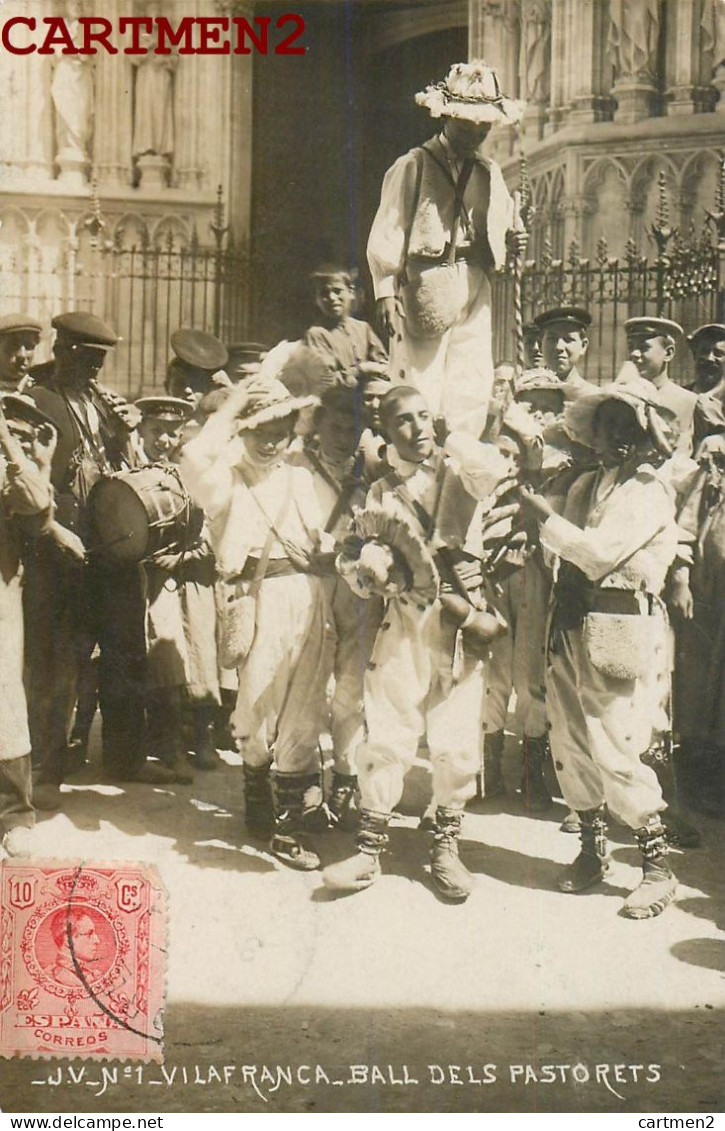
512 152 532 373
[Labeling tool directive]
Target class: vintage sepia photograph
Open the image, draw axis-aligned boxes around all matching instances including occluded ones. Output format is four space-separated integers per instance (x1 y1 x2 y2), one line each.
0 0 723 1116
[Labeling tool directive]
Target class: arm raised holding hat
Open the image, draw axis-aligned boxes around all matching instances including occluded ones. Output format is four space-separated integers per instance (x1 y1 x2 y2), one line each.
180 381 251 518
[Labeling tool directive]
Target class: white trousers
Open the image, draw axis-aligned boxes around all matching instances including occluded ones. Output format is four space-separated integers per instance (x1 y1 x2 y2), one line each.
390 263 493 436
485 559 549 738
323 579 383 777
356 600 483 813
546 626 666 829
233 574 329 775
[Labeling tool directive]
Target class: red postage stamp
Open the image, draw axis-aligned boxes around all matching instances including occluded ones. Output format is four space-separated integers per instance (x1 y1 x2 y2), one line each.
0 861 166 1062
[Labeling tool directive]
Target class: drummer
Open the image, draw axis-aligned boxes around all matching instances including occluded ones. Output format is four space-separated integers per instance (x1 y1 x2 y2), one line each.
27 312 169 809
135 395 222 779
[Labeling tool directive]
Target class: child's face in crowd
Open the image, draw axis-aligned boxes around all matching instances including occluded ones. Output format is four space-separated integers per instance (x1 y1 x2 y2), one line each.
245 417 295 467
317 407 360 465
313 277 354 324
542 324 588 378
627 333 673 382
496 432 523 479
592 400 644 468
138 416 184 462
384 393 435 463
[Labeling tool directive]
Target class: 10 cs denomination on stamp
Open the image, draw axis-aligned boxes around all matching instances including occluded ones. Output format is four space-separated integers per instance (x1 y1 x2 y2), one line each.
0 862 166 1062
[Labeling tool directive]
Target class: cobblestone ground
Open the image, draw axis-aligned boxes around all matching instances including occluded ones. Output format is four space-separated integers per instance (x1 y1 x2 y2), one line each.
1 741 723 1113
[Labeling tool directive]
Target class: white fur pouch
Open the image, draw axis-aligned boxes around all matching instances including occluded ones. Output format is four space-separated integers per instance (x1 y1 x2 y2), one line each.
582 612 651 681
218 583 256 668
401 263 467 339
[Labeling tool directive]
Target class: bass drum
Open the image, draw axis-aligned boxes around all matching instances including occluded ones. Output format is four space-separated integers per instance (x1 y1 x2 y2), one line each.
88 464 202 563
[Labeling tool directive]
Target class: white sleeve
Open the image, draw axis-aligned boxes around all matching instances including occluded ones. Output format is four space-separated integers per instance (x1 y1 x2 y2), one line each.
443 431 512 500
366 153 420 301
539 476 672 582
179 414 238 519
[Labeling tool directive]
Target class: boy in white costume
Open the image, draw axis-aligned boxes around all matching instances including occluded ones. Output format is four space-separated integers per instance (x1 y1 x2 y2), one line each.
367 61 525 437
181 377 331 871
520 379 681 919
323 387 510 901
291 380 383 824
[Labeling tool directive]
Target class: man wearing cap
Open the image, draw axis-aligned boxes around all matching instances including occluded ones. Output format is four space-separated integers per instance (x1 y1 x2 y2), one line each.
135 395 221 782
687 323 725 446
166 328 230 407
670 323 725 816
25 312 172 810
534 307 598 395
0 314 42 393
367 61 525 438
622 317 696 454
520 378 681 919
0 393 55 856
225 342 269 384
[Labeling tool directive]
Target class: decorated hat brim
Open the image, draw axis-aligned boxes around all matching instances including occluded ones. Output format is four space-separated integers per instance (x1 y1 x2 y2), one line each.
236 395 318 431
336 500 440 607
415 88 523 125
562 388 669 450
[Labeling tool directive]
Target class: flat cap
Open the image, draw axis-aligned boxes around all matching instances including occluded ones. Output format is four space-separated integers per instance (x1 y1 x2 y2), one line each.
354 361 391 393
135 395 193 422
1 391 56 430
52 311 118 349
226 342 269 365
0 313 42 338
687 323 725 347
170 328 228 372
534 306 592 332
624 316 683 340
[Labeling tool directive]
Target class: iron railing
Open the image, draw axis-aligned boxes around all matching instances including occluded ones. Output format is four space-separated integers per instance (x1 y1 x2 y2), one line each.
493 165 725 386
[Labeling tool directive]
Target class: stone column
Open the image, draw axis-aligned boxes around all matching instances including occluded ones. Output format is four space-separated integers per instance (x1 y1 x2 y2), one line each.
94 0 133 189
546 0 568 134
173 54 202 191
608 0 660 123
665 0 698 115
468 1 519 163
563 0 612 125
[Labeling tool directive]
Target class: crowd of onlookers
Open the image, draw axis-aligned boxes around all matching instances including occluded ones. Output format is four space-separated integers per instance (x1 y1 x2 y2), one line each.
0 261 723 920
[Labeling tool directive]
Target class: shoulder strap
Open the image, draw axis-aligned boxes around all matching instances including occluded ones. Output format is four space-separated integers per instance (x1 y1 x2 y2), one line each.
402 147 426 279
242 470 294 592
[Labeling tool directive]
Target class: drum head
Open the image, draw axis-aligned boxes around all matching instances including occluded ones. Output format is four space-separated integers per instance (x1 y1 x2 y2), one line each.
89 477 150 562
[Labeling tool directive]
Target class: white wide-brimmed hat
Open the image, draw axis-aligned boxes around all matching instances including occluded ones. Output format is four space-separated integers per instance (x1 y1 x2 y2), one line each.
562 376 677 453
415 61 524 125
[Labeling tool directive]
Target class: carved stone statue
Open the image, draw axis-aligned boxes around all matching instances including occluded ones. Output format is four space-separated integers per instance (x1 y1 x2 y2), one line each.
519 0 551 103
607 0 660 80
701 0 725 77
50 0 94 162
131 48 179 160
